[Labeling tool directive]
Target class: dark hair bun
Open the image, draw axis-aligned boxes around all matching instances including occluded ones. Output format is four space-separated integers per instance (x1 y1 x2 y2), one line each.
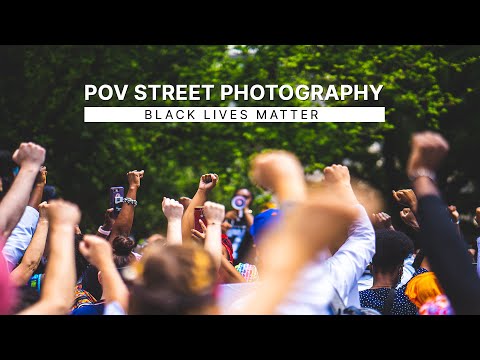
112 236 135 256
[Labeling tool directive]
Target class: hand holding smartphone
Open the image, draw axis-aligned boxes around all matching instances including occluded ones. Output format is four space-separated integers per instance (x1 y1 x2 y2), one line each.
194 206 207 232
110 186 124 219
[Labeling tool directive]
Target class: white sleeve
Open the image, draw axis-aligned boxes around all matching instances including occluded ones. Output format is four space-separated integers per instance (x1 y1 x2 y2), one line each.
103 301 126 315
2 206 39 272
398 253 416 288
324 204 375 306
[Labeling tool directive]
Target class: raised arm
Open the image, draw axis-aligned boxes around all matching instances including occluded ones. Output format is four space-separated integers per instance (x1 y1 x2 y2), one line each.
371 212 395 231
162 197 184 246
400 207 420 232
0 142 45 239
108 170 144 243
28 166 47 211
408 131 480 314
447 205 462 238
251 151 306 204
19 200 80 315
202 201 225 270
79 235 129 312
393 189 418 214
95 208 115 239
231 151 356 314
181 173 218 244
10 202 49 286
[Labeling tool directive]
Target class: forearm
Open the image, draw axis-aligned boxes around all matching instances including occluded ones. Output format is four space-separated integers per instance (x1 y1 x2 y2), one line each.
166 219 182 246
2 206 39 272
0 165 38 238
204 224 222 269
218 256 247 284
274 182 306 205
109 187 137 242
416 193 480 314
32 223 75 314
182 189 208 243
28 184 44 210
98 262 129 311
10 219 48 286
326 205 374 301
244 211 254 228
238 242 307 314
96 223 112 240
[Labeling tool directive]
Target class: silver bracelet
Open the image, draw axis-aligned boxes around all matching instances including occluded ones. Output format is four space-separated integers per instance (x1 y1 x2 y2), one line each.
123 197 138 207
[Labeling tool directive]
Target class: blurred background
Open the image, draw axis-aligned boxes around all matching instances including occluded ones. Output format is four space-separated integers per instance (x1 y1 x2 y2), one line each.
0 45 478 242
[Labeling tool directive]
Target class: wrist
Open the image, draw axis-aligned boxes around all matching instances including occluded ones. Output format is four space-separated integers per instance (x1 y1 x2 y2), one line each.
129 186 139 191
98 259 116 273
167 218 182 224
98 225 111 236
35 182 45 188
102 223 113 231
50 222 75 230
207 222 222 227
408 168 436 183
18 163 39 175
38 218 49 224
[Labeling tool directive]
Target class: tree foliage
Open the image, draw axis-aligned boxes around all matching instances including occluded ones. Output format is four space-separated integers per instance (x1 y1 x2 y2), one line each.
0 45 478 240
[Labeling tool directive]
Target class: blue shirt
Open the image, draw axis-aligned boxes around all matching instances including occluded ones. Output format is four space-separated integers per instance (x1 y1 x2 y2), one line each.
71 302 105 315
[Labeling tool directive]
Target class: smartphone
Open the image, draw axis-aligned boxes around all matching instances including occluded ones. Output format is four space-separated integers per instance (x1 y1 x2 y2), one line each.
110 186 124 219
194 206 207 232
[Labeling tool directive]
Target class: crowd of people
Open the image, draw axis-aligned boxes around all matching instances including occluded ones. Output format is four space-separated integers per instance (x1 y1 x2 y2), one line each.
1 131 480 315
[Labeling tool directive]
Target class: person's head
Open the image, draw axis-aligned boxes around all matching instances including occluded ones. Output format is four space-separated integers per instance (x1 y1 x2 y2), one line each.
405 272 445 309
371 230 414 281
98 235 136 286
11 286 40 314
234 188 252 207
128 244 218 315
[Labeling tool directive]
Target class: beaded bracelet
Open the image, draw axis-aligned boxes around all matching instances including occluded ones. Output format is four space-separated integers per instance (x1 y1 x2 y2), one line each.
123 197 138 207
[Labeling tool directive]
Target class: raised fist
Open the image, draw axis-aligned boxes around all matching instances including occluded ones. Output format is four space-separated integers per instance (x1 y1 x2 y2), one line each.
407 131 449 178
103 208 115 230
392 189 417 213
250 150 303 192
198 173 219 192
203 201 225 225
12 142 46 168
127 170 144 189
162 197 184 221
372 212 395 230
400 207 420 231
35 166 47 185
38 201 49 221
448 205 460 223
47 199 81 226
79 235 113 269
323 164 351 187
